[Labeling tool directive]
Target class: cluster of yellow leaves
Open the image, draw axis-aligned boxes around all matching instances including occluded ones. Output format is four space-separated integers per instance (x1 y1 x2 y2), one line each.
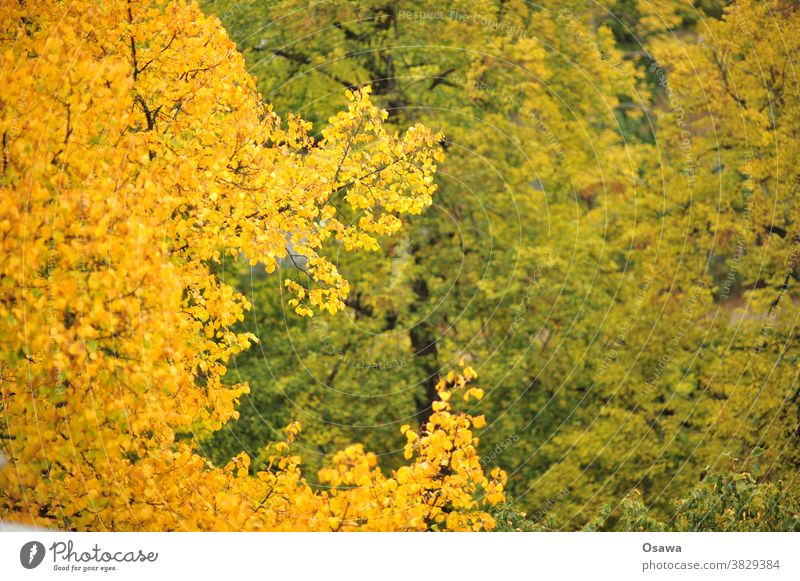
0 0 502 530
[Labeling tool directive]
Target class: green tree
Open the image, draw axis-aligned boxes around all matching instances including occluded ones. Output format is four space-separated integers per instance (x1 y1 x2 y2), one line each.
202 0 800 528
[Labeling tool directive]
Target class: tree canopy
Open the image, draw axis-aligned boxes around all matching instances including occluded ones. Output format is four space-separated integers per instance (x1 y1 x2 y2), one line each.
1 0 799 531
200 0 800 529
0 0 503 531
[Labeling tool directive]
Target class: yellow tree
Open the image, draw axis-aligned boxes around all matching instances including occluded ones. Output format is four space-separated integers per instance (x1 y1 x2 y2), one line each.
0 0 504 530
645 0 800 486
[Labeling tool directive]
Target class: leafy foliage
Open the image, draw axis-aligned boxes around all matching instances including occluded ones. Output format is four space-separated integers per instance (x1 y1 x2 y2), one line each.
201 0 800 530
1 0 799 533
618 471 800 532
0 0 504 531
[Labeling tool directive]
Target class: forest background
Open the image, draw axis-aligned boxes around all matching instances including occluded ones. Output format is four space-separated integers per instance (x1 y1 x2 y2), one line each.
1 0 799 531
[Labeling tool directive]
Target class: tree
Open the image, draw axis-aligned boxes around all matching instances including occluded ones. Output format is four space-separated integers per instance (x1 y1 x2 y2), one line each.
203 0 800 529
0 0 505 531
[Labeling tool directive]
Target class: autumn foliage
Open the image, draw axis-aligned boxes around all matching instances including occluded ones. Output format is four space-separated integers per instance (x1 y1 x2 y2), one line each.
0 0 505 530
3 0 800 534
196 0 800 531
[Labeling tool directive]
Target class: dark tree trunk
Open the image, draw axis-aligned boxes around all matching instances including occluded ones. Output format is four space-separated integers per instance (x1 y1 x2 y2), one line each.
409 277 440 426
